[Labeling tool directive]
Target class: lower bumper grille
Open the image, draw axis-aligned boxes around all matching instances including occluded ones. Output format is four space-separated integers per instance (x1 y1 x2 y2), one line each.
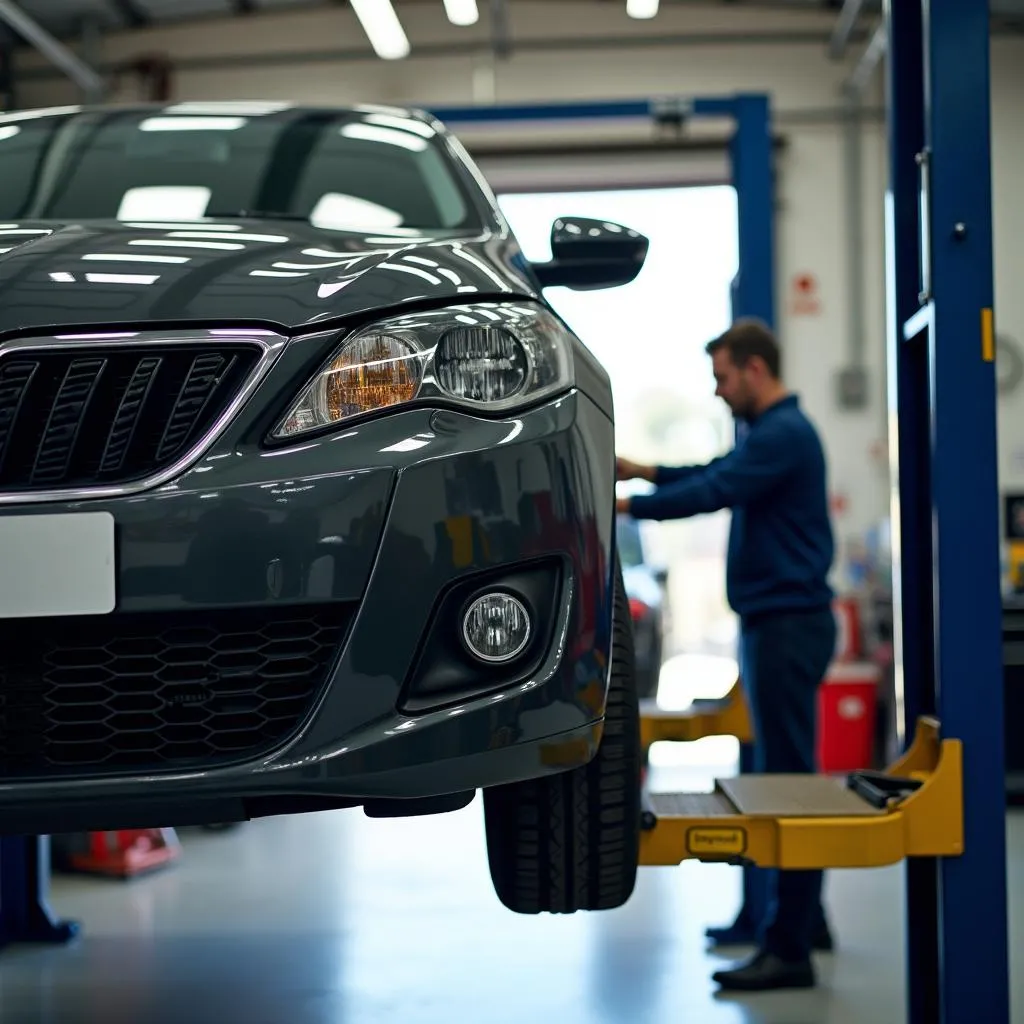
0 604 354 778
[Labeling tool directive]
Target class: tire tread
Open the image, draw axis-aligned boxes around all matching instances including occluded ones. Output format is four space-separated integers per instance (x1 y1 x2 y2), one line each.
484 560 641 914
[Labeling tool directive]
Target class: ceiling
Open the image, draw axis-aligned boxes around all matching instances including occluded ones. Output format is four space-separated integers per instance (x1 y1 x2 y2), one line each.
0 0 902 36
2 0 1023 44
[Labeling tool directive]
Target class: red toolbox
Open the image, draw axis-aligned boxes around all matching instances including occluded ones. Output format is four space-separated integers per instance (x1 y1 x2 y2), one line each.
817 661 881 773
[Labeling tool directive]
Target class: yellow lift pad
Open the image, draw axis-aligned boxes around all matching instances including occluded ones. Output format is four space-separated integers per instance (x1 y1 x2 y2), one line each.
640 678 754 747
638 716 963 870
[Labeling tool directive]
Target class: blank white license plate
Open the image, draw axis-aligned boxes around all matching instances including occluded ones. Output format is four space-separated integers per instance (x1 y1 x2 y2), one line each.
0 512 116 618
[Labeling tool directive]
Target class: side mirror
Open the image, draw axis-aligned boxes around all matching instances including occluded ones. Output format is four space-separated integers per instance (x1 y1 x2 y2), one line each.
532 217 649 291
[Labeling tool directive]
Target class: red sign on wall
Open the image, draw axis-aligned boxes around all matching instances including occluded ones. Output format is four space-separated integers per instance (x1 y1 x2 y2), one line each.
790 272 822 316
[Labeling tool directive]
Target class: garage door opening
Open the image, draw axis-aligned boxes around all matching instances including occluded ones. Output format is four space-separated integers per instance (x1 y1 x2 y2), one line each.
499 185 742 773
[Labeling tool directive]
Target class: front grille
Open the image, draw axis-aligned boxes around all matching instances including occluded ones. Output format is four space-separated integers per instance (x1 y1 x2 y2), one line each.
0 344 261 493
0 604 353 778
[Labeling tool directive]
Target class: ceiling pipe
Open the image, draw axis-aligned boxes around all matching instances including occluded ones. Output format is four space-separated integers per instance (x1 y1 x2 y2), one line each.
0 0 104 100
839 85 867 396
490 0 511 59
845 21 888 97
829 0 868 59
834 17 888 416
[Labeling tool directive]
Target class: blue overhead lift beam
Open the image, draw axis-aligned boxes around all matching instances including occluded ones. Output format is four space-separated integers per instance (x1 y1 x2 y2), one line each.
429 93 776 328
886 0 1009 1021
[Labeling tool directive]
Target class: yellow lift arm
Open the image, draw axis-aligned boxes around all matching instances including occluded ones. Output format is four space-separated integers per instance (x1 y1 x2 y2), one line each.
639 678 754 748
638 716 963 870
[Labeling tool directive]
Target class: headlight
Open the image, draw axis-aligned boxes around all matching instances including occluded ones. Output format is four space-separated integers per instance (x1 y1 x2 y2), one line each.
272 302 574 439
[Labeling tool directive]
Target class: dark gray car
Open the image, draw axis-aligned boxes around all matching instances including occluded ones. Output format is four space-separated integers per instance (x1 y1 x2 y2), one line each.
0 102 648 914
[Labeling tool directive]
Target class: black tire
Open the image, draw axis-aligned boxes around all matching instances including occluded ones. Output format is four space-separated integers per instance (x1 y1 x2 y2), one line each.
482 559 642 914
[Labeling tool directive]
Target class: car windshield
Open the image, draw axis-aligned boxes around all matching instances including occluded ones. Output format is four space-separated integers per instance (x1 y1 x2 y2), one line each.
0 105 484 233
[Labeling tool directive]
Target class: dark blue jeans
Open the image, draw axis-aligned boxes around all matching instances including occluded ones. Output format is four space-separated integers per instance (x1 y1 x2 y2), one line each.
740 606 837 961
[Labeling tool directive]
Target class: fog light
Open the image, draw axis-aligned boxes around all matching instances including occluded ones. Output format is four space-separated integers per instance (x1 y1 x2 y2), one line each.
462 592 531 663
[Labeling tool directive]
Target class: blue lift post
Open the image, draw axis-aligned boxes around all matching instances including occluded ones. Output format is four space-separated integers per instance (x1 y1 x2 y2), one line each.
885 0 1010 1021
0 837 79 950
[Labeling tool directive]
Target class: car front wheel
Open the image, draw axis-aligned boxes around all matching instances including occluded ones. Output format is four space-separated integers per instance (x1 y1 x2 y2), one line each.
482 558 642 914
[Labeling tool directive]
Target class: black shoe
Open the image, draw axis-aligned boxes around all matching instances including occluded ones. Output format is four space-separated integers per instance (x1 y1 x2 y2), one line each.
712 949 816 992
814 921 835 952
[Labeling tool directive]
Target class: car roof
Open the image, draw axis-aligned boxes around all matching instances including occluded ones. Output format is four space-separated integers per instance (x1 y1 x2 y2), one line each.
1 101 440 127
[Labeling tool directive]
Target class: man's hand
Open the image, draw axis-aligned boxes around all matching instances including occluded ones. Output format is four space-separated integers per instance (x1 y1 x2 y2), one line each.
616 457 655 482
615 495 633 515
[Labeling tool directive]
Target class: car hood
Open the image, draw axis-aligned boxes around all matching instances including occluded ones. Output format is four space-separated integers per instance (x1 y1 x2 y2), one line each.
0 219 538 336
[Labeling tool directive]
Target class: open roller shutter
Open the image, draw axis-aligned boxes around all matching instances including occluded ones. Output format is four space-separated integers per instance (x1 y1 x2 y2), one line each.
469 143 731 195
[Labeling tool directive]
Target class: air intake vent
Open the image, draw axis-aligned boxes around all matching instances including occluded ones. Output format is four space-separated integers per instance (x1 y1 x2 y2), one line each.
0 343 261 492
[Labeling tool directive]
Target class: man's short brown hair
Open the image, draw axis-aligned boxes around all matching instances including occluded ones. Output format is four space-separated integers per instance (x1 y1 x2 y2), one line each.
705 317 782 378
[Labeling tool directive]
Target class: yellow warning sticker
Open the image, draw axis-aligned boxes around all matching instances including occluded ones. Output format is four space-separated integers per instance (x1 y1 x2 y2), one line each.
982 307 995 362
686 827 747 857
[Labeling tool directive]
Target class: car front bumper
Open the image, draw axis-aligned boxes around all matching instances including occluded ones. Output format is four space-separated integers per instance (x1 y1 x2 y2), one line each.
0 387 617 834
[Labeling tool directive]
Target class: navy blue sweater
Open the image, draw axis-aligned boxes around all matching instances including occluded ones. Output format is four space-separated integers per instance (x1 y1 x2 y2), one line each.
628 395 834 619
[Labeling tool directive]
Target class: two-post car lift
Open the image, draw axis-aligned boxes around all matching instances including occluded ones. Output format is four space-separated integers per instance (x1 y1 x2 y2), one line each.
640 2 1006 1021
441 0 1011 1019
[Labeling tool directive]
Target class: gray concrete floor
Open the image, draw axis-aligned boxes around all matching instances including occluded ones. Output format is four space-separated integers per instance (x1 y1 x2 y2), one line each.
0 733 1020 1024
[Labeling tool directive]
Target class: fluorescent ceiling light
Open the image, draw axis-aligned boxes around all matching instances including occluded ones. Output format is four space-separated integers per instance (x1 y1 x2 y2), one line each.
129 238 246 251
123 222 242 231
117 186 211 221
169 231 290 243
626 0 659 17
310 193 404 231
342 122 428 151
363 112 436 138
350 0 410 60
86 273 160 285
140 116 247 132
443 0 479 26
82 253 190 264
167 101 291 115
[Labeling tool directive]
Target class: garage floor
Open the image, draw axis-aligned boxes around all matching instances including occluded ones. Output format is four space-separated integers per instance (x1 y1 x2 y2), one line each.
1 747 1022 1024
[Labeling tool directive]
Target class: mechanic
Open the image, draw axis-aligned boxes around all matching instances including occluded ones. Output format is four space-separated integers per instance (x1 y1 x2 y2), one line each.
616 317 837 992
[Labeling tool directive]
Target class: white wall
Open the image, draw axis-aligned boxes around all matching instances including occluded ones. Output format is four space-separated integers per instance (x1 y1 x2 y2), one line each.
992 42 1024 497
9 2 1024 563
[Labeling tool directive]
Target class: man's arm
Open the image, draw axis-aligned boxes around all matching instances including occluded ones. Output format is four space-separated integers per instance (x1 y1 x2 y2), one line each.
653 463 713 486
618 457 727 487
626 423 799 521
